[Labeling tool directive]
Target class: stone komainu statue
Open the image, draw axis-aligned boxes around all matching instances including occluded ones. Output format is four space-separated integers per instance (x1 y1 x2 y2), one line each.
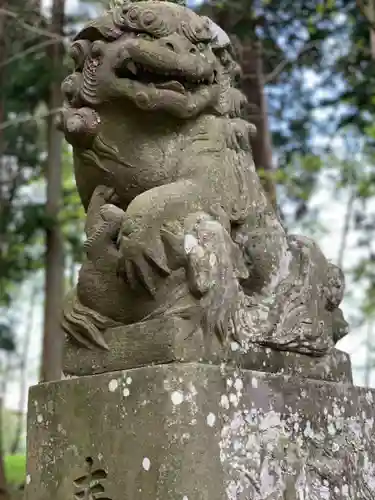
58 0 348 360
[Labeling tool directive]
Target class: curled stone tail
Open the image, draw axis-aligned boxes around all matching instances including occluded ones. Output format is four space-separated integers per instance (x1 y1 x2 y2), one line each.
62 291 119 350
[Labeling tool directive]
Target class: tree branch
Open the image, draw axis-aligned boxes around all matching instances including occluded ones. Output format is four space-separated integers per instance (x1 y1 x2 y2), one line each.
0 107 63 131
264 41 318 84
356 0 375 59
0 38 59 68
0 7 64 40
337 188 355 269
357 0 375 28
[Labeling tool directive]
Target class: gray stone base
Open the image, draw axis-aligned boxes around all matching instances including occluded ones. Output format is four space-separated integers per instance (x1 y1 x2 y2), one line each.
25 363 375 499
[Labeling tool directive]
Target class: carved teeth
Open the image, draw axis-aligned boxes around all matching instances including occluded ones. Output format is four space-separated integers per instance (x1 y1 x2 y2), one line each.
127 61 138 75
156 81 185 94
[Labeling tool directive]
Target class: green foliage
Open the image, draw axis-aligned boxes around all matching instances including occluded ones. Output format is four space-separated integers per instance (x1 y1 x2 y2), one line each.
0 197 48 305
4 455 25 486
331 1 375 137
199 0 351 217
0 2 83 306
2 407 26 456
0 5 49 305
61 147 85 265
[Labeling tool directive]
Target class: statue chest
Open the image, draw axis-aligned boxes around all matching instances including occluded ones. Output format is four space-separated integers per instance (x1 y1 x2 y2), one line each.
111 132 182 198
74 124 184 210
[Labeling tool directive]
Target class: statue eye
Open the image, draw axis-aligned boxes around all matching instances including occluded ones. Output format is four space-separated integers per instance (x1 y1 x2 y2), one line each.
196 42 208 51
136 32 155 41
128 8 138 21
91 40 105 58
142 11 157 26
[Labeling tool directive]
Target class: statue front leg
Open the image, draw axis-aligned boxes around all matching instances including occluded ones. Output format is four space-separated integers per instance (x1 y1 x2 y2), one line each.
62 185 126 349
117 179 213 295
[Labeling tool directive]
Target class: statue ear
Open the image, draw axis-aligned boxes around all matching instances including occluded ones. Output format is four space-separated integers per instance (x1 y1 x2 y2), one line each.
204 17 231 49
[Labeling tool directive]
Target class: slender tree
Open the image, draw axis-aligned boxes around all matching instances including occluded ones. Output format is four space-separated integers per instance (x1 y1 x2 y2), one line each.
200 2 277 206
240 40 277 207
40 0 66 382
0 1 10 496
0 0 7 305
357 0 375 58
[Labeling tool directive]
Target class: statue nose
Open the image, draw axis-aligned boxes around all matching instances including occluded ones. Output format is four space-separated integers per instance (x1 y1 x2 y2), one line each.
161 39 199 56
162 40 179 53
188 46 199 55
160 34 193 55
91 40 106 58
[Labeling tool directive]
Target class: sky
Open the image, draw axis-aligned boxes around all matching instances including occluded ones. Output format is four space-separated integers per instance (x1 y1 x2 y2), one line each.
42 0 79 10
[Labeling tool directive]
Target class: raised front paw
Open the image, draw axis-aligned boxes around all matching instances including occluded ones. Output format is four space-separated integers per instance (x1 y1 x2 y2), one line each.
117 219 173 296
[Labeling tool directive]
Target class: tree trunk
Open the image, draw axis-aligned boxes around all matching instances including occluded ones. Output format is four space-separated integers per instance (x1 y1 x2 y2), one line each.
0 0 7 272
0 0 6 141
0 3 9 496
240 40 277 208
199 3 277 207
40 0 66 382
32 0 41 10
357 0 375 59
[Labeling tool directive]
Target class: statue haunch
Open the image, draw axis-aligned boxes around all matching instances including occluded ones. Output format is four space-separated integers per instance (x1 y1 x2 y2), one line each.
58 0 348 359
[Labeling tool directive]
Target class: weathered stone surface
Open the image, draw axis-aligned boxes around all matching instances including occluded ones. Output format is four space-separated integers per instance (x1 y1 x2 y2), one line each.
26 363 375 500
63 317 352 384
58 0 349 365
26 3 364 499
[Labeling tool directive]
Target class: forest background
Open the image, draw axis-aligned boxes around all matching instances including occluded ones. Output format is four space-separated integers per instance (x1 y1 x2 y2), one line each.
1 0 375 495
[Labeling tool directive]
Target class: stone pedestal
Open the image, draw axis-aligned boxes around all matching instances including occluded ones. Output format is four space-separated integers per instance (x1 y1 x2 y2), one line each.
25 363 375 499
63 318 353 385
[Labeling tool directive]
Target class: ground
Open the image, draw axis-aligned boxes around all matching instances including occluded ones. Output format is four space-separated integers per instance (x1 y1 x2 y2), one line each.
5 454 25 488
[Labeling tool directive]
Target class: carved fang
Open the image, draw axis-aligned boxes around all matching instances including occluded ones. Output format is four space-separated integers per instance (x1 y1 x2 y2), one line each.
127 61 138 75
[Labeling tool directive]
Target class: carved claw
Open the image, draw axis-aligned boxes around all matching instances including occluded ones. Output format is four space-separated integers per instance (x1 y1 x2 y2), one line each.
117 227 171 296
84 202 124 261
224 118 253 152
160 227 185 267
118 237 156 295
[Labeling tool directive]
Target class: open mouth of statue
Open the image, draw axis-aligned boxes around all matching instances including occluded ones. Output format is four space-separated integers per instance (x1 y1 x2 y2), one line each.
116 61 216 94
